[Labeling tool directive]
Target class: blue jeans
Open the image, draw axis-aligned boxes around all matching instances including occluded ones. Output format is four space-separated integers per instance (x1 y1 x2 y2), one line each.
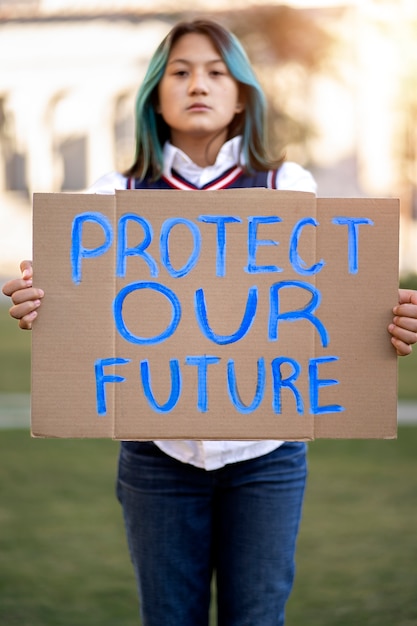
117 441 307 626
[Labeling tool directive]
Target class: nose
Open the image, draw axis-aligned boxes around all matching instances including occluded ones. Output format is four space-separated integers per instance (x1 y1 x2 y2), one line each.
188 70 209 95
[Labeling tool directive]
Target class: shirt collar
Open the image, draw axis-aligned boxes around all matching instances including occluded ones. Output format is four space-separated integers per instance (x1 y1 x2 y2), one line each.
162 136 243 188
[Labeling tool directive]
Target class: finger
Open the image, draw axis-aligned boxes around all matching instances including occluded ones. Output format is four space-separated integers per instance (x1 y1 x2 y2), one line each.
396 288 417 307
9 299 42 322
2 277 34 297
392 318 417 337
18 310 39 331
388 323 417 347
391 336 413 356
3 278 29 297
10 287 44 306
393 303 417 323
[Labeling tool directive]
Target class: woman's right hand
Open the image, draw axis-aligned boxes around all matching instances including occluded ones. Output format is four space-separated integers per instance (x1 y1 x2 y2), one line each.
2 260 44 330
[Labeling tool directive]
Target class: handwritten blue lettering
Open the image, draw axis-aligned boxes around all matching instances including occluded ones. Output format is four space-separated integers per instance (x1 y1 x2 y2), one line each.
113 281 181 344
269 280 329 348
71 212 113 284
185 355 220 412
95 357 130 415
309 356 344 414
271 356 304 414
198 215 241 276
140 359 181 412
227 357 265 412
117 214 158 278
246 216 283 273
160 218 201 278
332 217 374 274
195 286 258 345
289 217 325 275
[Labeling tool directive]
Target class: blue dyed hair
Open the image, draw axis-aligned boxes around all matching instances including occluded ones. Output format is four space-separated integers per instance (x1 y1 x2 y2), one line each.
125 19 283 180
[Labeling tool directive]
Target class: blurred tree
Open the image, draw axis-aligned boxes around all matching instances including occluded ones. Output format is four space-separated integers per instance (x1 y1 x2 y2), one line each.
396 13 417 221
223 5 336 161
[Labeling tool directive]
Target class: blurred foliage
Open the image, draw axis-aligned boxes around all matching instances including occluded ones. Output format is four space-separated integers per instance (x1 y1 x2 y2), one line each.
230 5 334 69
222 5 336 159
400 272 417 290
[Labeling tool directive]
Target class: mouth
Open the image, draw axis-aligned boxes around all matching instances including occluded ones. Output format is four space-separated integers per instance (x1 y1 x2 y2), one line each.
187 103 211 111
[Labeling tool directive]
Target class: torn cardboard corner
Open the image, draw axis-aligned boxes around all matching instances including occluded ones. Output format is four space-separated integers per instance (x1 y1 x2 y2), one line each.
31 189 399 440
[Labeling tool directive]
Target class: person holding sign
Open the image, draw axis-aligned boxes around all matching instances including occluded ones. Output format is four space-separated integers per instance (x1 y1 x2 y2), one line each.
3 18 417 626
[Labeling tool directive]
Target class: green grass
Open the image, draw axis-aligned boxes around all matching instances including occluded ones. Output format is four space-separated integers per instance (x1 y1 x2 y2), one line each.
0 429 416 625
0 304 31 392
0 301 416 624
0 433 138 626
0 303 416 398
287 431 417 626
398 345 417 399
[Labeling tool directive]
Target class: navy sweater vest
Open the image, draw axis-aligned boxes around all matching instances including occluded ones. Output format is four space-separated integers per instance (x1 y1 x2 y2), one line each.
127 166 281 191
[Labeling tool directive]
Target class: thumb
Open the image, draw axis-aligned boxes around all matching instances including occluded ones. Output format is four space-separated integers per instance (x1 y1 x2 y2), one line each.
20 260 33 280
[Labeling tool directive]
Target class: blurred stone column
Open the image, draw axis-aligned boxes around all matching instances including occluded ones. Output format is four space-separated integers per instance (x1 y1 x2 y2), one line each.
11 90 57 196
86 92 116 187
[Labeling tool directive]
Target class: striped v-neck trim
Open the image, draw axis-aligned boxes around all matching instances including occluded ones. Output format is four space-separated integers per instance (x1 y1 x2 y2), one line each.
126 167 285 191
162 165 244 190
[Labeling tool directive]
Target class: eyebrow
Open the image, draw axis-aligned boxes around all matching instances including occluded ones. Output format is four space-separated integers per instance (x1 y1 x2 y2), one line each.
167 57 225 66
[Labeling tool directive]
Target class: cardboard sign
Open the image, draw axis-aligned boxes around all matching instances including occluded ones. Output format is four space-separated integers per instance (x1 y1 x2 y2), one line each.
31 190 399 440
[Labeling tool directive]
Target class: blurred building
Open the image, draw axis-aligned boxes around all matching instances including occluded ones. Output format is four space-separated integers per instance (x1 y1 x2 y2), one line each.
1 0 416 274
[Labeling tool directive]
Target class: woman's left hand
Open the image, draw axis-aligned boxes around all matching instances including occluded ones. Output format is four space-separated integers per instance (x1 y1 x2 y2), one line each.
389 289 417 356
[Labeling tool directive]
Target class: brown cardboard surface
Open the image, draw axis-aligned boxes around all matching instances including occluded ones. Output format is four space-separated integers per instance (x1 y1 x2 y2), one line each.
31 190 399 440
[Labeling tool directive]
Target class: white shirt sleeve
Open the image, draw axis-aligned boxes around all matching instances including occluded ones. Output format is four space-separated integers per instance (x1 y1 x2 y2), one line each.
85 171 128 194
276 161 317 194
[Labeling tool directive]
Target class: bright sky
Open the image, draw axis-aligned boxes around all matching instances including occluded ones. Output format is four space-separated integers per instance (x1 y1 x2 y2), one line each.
40 0 359 11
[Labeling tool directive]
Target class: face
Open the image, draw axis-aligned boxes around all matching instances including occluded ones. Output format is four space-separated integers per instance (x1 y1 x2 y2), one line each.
157 32 244 155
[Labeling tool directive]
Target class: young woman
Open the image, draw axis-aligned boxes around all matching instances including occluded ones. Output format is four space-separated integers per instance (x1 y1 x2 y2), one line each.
3 19 417 626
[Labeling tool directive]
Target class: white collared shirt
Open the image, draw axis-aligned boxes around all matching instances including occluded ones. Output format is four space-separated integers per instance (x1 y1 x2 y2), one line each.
89 137 316 470
162 136 244 188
